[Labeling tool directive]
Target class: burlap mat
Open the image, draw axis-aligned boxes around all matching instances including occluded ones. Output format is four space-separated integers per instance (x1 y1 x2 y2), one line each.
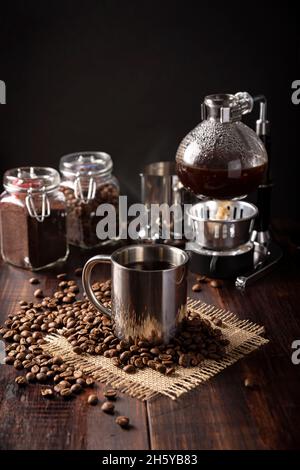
41 299 268 401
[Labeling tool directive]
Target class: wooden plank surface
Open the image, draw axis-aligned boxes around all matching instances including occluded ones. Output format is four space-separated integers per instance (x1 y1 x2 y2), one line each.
0 245 300 450
147 260 300 450
0 247 149 450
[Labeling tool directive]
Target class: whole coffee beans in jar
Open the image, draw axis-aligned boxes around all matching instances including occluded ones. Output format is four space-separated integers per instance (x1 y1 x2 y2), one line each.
59 152 120 249
0 167 68 270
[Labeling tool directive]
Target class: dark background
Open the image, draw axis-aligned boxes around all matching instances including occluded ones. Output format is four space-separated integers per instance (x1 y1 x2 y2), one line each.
0 1 298 218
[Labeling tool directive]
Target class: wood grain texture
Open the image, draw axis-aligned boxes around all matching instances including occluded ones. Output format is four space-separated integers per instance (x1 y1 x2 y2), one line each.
0 244 300 450
0 247 149 450
147 257 300 450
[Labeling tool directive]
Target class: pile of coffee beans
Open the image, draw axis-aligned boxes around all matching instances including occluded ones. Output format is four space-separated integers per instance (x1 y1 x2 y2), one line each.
60 184 119 248
0 273 230 379
0 270 229 429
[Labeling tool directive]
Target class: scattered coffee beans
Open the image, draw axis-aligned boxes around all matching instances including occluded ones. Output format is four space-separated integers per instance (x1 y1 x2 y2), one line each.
15 376 27 386
29 278 39 285
115 416 130 428
244 377 256 389
0 274 231 433
41 388 54 398
101 401 115 414
34 289 44 298
87 394 98 406
192 283 202 292
104 389 117 400
60 388 72 398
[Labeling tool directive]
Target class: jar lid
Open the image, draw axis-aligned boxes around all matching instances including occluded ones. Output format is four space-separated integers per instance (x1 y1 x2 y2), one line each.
59 152 113 177
3 167 61 193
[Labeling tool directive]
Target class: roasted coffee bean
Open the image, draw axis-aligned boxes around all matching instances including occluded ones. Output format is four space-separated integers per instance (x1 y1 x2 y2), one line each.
115 416 130 428
134 358 144 369
74 267 83 276
4 356 14 365
57 273 67 280
85 378 95 387
103 334 115 344
150 347 160 355
52 356 63 365
73 370 83 379
59 380 71 388
212 317 223 327
244 377 257 389
120 351 131 363
41 388 54 398
34 289 44 298
76 378 86 387
192 283 202 292
26 372 36 382
13 360 23 370
29 278 39 285
70 383 82 394
58 281 68 288
178 354 191 368
104 389 117 400
73 346 83 355
36 372 47 383
155 364 166 374
68 285 79 293
147 360 157 370
123 364 135 373
101 401 115 414
210 279 223 288
87 394 98 406
60 388 72 398
158 354 172 361
15 376 27 386
196 275 207 282
165 367 176 375
3 330 15 341
31 365 40 374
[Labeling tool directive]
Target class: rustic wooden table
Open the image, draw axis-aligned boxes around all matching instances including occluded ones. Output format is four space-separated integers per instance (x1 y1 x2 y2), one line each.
0 242 300 450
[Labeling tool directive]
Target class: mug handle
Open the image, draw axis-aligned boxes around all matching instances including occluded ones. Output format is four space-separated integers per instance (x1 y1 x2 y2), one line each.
82 254 112 318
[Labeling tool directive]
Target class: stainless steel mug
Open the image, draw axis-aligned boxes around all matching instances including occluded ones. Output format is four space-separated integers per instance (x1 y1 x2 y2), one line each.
82 244 189 343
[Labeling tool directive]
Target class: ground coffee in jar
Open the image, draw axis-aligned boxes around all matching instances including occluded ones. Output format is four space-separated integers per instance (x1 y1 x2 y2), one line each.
59 152 120 249
0 167 68 270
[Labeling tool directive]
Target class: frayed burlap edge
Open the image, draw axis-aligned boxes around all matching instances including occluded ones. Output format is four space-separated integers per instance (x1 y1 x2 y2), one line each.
41 299 269 401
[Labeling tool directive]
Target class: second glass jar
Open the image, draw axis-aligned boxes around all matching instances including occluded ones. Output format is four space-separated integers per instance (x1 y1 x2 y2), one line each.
59 152 120 249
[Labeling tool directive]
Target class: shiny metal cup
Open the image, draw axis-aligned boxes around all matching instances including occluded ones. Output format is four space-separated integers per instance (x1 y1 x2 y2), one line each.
82 244 189 343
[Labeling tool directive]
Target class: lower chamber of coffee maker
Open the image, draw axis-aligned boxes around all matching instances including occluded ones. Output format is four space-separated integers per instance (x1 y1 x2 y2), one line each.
185 200 262 279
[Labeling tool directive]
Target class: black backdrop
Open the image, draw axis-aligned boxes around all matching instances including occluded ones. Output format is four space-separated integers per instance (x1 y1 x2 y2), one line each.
0 1 298 218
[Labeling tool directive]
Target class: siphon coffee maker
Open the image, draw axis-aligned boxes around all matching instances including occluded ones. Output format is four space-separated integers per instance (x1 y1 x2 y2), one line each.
175 91 282 287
